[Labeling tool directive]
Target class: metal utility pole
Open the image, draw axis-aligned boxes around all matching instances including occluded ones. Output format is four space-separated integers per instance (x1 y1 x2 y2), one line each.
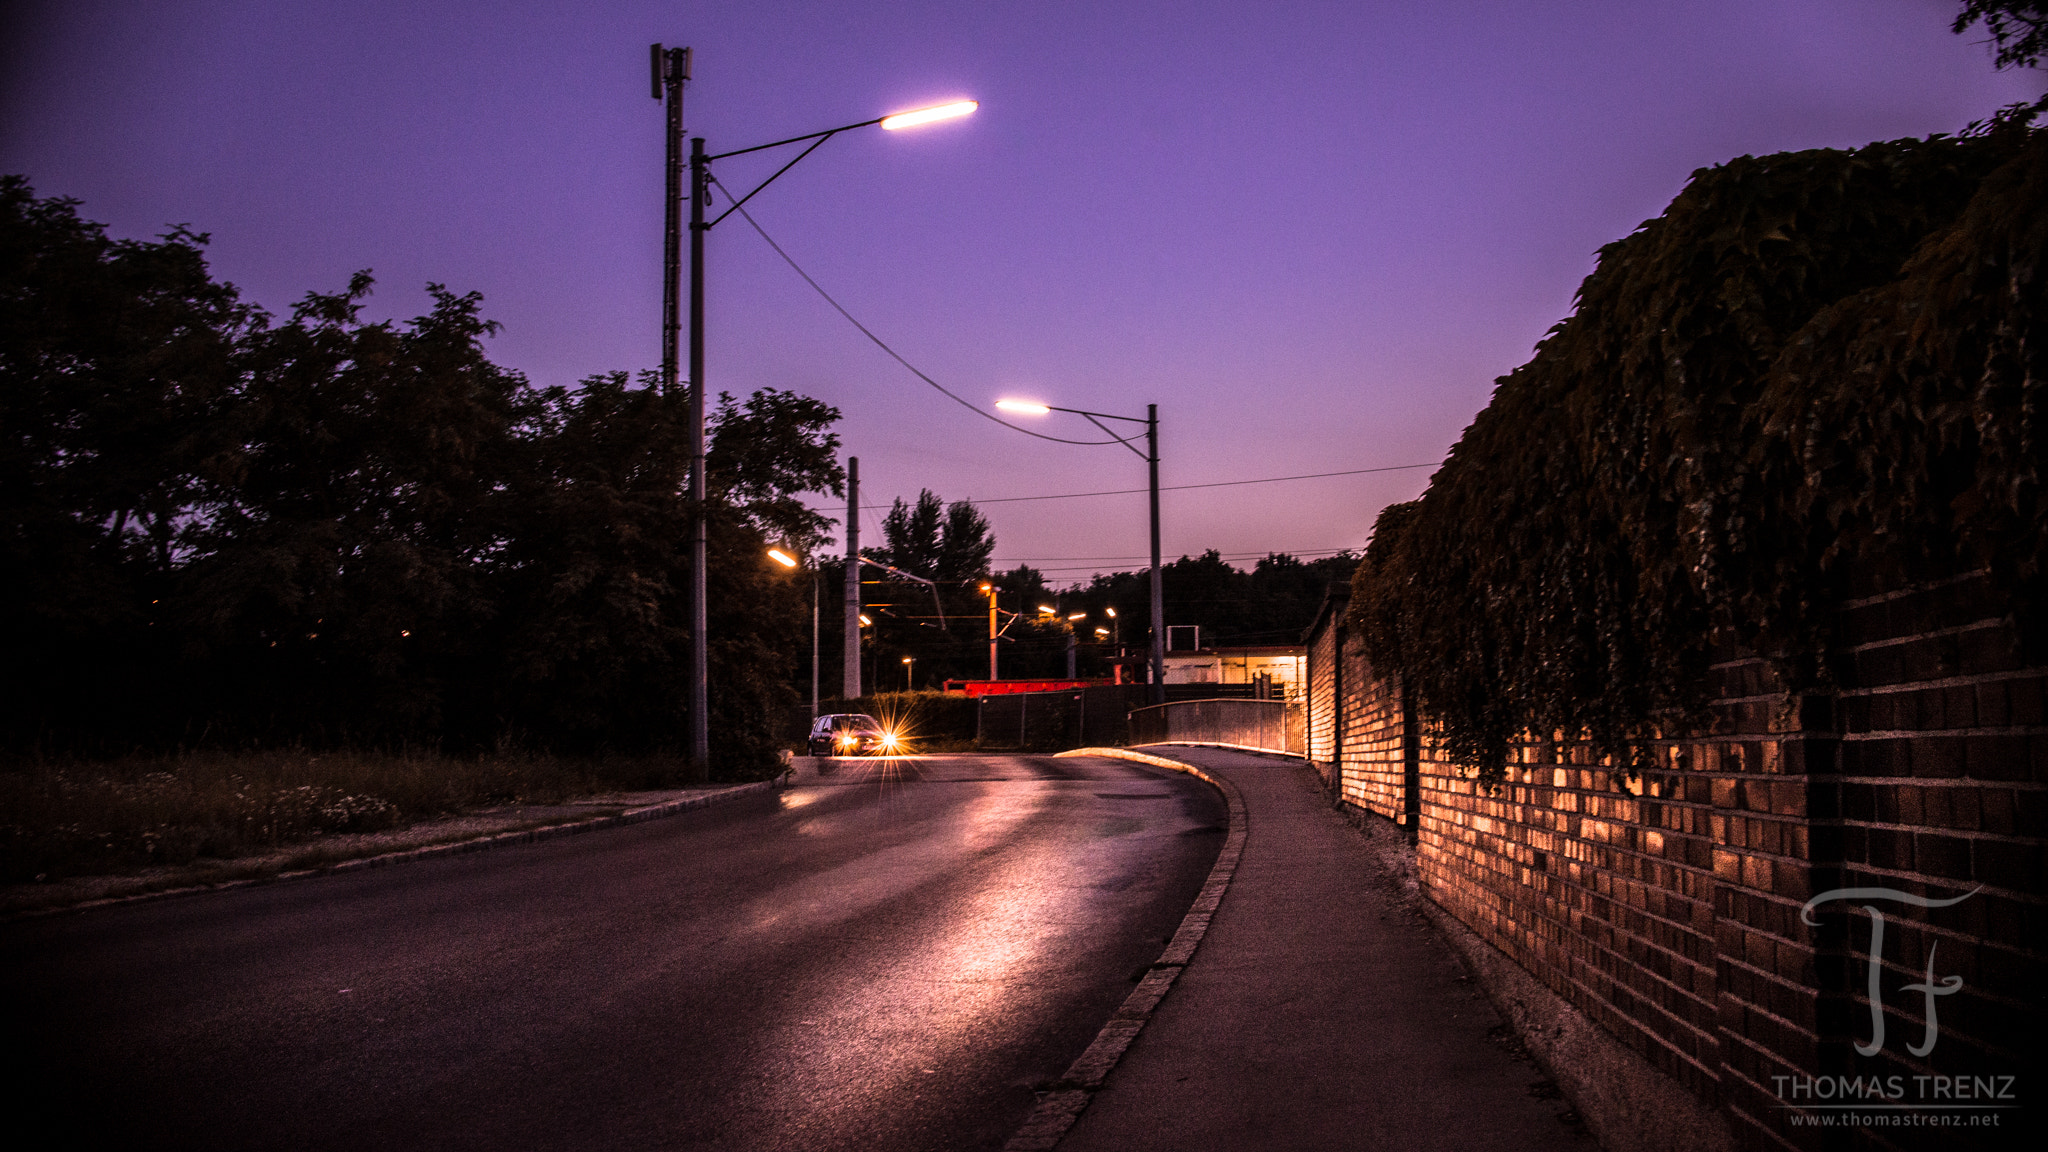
994 397 1167 704
843 457 862 700
652 44 709 780
651 72 971 756
984 583 999 680
655 45 689 403
809 567 820 718
1147 404 1165 705
687 131 710 779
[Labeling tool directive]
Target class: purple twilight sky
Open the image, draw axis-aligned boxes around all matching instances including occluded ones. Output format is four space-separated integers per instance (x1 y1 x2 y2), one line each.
3 1 2040 584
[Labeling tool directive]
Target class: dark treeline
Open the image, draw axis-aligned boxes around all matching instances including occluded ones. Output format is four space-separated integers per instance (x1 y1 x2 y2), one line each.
828 549 1358 689
2 177 839 776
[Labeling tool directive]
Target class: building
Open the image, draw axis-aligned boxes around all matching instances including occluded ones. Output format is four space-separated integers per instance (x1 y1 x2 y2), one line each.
1160 645 1305 697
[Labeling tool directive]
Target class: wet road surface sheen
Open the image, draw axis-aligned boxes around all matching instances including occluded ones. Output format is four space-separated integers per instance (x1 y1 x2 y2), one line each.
2 754 1223 1151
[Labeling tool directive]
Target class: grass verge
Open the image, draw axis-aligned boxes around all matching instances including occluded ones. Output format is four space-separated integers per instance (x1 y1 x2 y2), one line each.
0 747 700 886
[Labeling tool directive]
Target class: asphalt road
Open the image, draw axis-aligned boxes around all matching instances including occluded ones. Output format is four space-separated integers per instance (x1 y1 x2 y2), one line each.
1 753 1226 1151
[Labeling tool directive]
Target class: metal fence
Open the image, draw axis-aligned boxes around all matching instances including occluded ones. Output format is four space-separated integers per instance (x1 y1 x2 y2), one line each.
1126 698 1305 756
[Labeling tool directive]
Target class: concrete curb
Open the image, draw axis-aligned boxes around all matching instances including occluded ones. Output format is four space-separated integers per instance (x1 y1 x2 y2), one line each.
10 779 781 922
1004 745 1247 1152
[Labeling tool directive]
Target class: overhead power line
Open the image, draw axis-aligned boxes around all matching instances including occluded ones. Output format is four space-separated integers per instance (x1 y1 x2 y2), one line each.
966 462 1438 504
710 176 1120 447
802 460 1440 518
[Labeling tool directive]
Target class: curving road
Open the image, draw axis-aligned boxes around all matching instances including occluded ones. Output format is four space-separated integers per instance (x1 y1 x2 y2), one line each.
2 753 1224 1151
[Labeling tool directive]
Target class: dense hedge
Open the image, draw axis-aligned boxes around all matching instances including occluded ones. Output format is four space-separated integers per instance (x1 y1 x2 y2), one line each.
1352 125 2045 785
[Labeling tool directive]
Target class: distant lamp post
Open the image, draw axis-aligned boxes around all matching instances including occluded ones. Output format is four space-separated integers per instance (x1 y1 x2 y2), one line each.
980 581 999 680
653 41 975 780
997 399 1165 703
767 547 820 719
901 655 915 691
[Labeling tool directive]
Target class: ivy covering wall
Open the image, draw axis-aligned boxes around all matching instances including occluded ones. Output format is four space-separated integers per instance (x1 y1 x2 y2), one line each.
1351 125 2046 785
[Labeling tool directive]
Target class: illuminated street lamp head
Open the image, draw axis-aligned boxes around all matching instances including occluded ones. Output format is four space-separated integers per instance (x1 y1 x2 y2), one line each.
902 656 914 664
996 399 1051 416
1095 628 1111 638
1104 607 1117 617
858 614 873 626
767 548 798 568
880 100 978 131
1067 613 1086 622
1038 604 1057 615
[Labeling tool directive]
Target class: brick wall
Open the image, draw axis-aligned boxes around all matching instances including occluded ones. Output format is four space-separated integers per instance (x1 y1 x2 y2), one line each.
1303 572 2045 1149
1337 633 1406 826
1305 592 1342 779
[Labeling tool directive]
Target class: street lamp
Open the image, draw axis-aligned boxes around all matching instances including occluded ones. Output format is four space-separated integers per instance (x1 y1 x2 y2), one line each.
767 547 820 719
652 44 974 780
902 655 915 691
979 581 998 681
997 399 1165 704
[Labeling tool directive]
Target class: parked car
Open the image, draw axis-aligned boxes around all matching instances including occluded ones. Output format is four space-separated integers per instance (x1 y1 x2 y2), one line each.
806 713 901 756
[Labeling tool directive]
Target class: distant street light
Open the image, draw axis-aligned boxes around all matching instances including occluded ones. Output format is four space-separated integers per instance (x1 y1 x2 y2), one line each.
767 547 820 718
901 655 915 691
653 42 974 779
980 581 999 680
997 399 1166 704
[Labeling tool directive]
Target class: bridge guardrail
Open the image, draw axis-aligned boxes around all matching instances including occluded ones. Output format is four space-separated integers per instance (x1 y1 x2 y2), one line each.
1126 697 1304 756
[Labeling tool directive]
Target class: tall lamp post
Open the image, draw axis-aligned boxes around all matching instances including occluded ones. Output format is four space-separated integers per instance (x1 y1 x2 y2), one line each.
652 44 974 779
767 548 819 719
999 400 1166 704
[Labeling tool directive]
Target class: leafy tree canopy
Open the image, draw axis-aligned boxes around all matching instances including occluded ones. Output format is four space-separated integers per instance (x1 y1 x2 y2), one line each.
1 177 843 774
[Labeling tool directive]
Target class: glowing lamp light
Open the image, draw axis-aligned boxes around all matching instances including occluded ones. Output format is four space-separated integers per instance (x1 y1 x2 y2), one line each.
1105 607 1116 617
767 548 798 568
1095 628 1111 637
880 100 978 131
858 614 873 626
1067 612 1086 622
1038 604 1057 615
996 399 1051 416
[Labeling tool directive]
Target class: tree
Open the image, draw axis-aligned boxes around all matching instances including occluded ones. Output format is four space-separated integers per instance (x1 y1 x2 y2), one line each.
1 176 258 750
182 272 541 746
1954 1 2048 72
936 500 996 583
707 388 842 553
2 178 846 772
872 488 993 583
850 490 999 688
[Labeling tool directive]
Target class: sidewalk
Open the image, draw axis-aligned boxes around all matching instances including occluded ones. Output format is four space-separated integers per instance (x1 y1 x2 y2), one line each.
1041 746 1594 1152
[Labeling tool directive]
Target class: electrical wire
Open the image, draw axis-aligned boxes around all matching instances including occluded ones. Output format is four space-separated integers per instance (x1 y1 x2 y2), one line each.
799 460 1440 519
708 174 1121 447
966 462 1438 504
